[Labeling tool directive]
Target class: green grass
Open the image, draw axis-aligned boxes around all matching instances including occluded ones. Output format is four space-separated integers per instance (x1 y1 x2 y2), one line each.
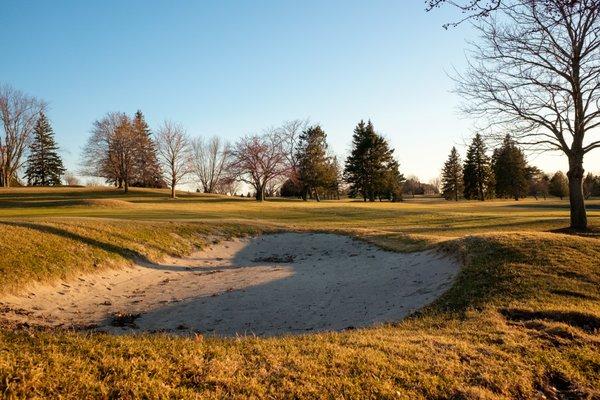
0 187 599 398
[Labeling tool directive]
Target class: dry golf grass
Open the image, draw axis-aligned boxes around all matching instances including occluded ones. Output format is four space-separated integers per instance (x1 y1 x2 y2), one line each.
0 187 599 399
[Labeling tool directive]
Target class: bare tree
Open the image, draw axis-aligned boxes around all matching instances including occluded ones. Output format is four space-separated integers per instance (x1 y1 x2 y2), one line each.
156 121 192 199
230 129 289 201
214 175 241 196
64 171 80 186
0 84 46 187
449 1 600 230
191 136 231 193
426 0 503 28
278 119 310 180
81 112 138 193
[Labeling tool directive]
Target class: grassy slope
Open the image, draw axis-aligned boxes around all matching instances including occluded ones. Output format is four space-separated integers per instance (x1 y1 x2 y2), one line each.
0 188 599 398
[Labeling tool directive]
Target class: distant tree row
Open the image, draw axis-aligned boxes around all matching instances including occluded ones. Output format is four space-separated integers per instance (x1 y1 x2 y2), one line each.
440 134 599 202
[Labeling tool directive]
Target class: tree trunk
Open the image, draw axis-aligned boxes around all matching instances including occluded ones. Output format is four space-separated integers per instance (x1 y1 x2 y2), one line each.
256 186 265 201
1 171 9 188
567 156 587 230
171 178 176 199
314 189 320 202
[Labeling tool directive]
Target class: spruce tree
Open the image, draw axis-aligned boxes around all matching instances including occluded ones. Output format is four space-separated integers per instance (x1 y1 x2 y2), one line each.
463 133 494 201
344 120 370 201
491 134 529 200
441 146 463 201
25 112 65 186
131 110 163 188
296 125 334 201
344 120 402 201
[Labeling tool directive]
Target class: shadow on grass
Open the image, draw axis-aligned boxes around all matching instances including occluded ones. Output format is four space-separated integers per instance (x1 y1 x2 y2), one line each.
509 202 600 210
0 221 152 264
500 308 600 333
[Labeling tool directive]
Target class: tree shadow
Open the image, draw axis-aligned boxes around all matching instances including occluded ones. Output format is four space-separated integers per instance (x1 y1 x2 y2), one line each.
0 220 152 264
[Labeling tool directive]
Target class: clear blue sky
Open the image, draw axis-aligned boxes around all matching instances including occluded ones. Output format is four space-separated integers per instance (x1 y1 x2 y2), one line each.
1 0 596 182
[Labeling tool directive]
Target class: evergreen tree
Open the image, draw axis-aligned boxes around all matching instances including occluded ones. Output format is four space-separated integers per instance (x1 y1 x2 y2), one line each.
441 146 463 201
463 133 494 201
296 125 336 201
549 171 569 200
378 159 405 202
25 112 65 186
491 134 529 200
526 166 550 200
131 110 163 188
344 120 402 201
583 173 600 199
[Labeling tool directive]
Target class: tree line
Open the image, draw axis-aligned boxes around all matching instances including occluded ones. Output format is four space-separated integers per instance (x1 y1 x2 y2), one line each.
1 83 598 208
428 0 600 231
440 133 600 202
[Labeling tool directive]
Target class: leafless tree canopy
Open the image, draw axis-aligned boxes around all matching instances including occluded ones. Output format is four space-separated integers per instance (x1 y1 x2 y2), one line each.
81 111 164 192
81 112 137 192
191 136 231 194
230 129 289 201
453 0 600 229
0 84 46 187
277 118 310 181
156 121 192 198
426 0 503 27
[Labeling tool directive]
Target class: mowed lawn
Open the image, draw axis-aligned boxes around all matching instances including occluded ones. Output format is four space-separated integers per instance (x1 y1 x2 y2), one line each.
0 187 599 399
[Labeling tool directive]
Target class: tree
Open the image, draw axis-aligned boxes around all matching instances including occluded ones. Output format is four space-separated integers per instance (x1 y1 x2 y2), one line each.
344 120 402 202
64 171 80 186
441 146 464 201
230 129 288 202
463 134 494 201
491 135 529 200
24 112 65 186
527 166 550 200
131 110 163 188
583 173 600 199
280 178 304 198
295 125 336 201
0 84 46 187
191 136 231 193
156 121 192 199
442 1 600 229
82 112 138 192
549 171 569 200
278 119 310 180
403 176 421 198
378 159 405 202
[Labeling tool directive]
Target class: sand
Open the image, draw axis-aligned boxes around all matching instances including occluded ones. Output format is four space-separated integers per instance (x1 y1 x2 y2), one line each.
0 233 459 336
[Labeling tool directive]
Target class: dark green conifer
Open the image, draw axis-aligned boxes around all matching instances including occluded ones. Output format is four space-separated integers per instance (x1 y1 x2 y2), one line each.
25 112 65 186
441 146 463 201
463 133 494 201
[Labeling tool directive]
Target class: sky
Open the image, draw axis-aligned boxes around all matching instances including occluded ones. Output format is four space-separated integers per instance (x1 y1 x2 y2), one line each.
1 0 597 185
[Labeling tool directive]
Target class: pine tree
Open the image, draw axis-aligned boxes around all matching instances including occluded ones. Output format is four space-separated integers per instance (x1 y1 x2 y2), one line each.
526 166 550 200
441 146 463 201
131 110 163 188
344 120 402 201
25 112 65 186
378 158 405 202
463 133 494 201
549 171 569 200
296 125 335 201
491 134 529 200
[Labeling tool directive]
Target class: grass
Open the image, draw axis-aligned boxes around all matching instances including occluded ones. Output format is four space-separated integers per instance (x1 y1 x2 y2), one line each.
0 187 599 398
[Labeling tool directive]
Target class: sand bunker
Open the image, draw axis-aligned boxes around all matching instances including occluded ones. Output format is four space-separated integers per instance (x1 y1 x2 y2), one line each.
0 233 459 336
